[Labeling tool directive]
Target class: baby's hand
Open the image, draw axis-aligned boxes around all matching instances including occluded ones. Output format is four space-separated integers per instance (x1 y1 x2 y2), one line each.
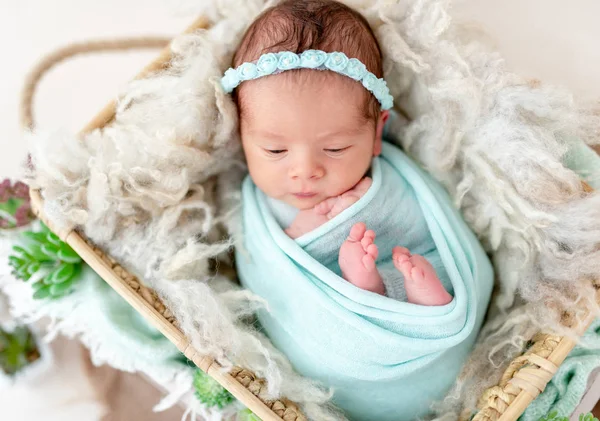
314 177 372 220
285 209 330 239
285 177 372 239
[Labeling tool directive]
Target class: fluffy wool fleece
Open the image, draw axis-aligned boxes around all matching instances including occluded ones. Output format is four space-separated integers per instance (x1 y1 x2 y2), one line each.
23 0 600 419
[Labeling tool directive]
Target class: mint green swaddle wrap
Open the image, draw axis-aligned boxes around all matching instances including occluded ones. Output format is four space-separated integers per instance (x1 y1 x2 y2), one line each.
236 142 494 421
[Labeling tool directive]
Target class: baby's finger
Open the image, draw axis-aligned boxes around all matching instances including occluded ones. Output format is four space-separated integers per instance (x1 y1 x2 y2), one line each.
314 197 337 215
355 177 372 194
330 197 357 218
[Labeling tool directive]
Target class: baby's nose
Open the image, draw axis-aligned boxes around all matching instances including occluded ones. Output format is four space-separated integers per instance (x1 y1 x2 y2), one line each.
289 159 324 180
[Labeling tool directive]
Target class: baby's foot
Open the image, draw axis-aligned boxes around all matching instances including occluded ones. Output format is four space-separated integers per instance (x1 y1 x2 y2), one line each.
315 177 372 220
392 247 452 306
339 222 385 294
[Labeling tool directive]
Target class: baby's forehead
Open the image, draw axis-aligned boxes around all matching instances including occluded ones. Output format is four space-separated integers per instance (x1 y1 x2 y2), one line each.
240 74 373 143
244 69 355 96
241 71 367 120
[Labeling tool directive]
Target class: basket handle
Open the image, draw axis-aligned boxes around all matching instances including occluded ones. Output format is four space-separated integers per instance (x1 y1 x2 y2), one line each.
20 36 172 131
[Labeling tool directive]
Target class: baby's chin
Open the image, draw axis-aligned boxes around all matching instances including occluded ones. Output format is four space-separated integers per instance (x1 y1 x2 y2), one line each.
281 194 324 211
279 186 355 210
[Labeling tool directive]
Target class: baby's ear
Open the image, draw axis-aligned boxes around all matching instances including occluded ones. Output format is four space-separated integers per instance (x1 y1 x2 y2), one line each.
373 110 390 156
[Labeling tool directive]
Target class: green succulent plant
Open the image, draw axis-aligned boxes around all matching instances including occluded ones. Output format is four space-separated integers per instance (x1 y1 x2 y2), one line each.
538 411 569 421
0 325 40 376
7 222 82 299
539 411 598 421
193 369 235 409
579 413 600 421
237 408 262 421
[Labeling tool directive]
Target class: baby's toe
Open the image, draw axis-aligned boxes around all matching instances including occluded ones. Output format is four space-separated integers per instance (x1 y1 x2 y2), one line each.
410 266 425 283
405 255 453 306
392 247 411 265
348 222 367 242
410 254 437 277
361 255 375 271
361 230 376 249
364 230 376 241
366 243 378 260
392 246 411 258
393 256 414 280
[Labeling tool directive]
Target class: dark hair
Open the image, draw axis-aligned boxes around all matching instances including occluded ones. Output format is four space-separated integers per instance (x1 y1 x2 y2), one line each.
233 0 383 122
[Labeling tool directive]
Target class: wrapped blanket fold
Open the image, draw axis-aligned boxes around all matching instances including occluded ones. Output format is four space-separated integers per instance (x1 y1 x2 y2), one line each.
236 142 494 421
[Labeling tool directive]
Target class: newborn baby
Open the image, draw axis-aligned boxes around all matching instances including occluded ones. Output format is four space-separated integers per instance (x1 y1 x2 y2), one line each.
228 0 451 306
226 2 496 420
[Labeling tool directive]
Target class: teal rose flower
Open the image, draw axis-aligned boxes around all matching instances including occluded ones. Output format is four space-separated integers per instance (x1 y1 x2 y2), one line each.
325 52 349 72
300 50 328 68
237 62 258 81
343 58 367 81
257 53 278 75
277 52 301 70
221 68 240 93
381 94 394 110
361 73 378 92
373 78 389 99
372 79 391 108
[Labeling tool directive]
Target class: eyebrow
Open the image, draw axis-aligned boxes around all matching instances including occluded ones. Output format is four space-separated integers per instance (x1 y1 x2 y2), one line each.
246 130 287 141
245 123 369 142
317 125 367 139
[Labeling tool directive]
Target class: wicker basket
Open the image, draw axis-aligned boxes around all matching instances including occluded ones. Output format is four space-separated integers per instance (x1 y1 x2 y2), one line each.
21 16 598 421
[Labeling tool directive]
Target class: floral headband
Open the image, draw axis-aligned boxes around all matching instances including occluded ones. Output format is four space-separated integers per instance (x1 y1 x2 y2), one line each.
221 50 394 110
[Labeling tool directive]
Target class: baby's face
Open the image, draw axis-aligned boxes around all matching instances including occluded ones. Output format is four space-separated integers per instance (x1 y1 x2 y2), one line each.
240 74 388 210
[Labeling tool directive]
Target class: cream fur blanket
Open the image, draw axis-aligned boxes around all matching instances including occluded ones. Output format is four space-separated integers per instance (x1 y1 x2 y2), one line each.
23 0 600 419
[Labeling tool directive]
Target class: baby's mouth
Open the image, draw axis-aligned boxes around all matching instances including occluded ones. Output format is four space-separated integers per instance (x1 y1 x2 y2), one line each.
293 192 317 199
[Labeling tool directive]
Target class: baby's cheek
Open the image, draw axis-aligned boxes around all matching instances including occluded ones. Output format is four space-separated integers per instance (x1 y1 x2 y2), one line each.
328 171 354 197
251 164 284 195
335 161 366 192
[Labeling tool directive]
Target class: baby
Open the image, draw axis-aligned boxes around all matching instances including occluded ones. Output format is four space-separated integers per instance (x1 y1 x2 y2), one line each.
228 0 451 306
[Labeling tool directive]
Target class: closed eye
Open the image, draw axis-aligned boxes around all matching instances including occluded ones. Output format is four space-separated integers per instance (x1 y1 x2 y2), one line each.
324 146 350 154
265 149 287 155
